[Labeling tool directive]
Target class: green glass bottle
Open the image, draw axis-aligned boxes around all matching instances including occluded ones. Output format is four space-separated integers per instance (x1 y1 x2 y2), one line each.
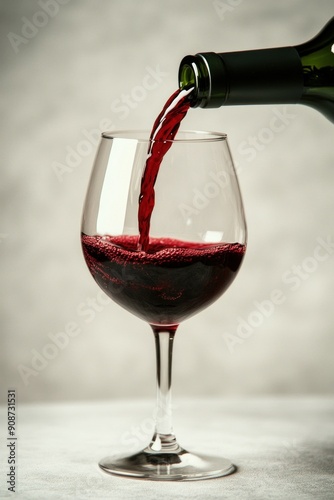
179 17 334 122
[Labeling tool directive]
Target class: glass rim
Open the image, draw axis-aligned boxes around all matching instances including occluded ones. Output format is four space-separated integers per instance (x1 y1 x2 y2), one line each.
101 130 228 143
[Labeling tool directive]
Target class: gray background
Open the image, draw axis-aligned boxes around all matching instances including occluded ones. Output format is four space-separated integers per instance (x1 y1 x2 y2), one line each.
1 0 333 403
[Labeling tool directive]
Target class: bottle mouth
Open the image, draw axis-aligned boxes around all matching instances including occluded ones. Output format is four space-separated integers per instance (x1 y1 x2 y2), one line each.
179 53 228 108
179 55 209 108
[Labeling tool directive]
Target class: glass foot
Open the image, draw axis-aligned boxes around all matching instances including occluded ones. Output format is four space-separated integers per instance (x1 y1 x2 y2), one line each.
99 446 236 481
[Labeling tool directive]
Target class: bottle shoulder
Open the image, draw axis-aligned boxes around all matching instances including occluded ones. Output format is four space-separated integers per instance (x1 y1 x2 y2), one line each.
295 17 334 59
295 18 334 94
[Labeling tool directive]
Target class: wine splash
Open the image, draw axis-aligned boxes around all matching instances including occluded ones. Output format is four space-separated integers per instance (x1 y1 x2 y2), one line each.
137 86 193 252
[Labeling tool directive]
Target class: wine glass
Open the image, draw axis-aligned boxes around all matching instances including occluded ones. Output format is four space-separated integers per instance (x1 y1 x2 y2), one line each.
81 130 247 480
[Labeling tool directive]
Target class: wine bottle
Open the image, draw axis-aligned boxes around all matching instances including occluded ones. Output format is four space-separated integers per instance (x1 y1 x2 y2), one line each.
178 17 334 122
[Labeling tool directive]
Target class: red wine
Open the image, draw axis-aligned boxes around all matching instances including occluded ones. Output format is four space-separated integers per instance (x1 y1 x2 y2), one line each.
81 234 245 326
138 87 193 252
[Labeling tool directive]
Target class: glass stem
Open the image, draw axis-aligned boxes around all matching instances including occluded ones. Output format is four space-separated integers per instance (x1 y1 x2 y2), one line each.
149 325 181 453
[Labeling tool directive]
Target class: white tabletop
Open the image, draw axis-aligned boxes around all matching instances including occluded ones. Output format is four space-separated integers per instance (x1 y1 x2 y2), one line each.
0 398 333 499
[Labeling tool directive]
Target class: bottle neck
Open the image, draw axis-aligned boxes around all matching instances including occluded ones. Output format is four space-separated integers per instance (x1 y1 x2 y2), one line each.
179 48 304 108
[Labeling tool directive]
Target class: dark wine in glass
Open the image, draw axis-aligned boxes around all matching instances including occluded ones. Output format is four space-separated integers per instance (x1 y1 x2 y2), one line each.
81 124 247 479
